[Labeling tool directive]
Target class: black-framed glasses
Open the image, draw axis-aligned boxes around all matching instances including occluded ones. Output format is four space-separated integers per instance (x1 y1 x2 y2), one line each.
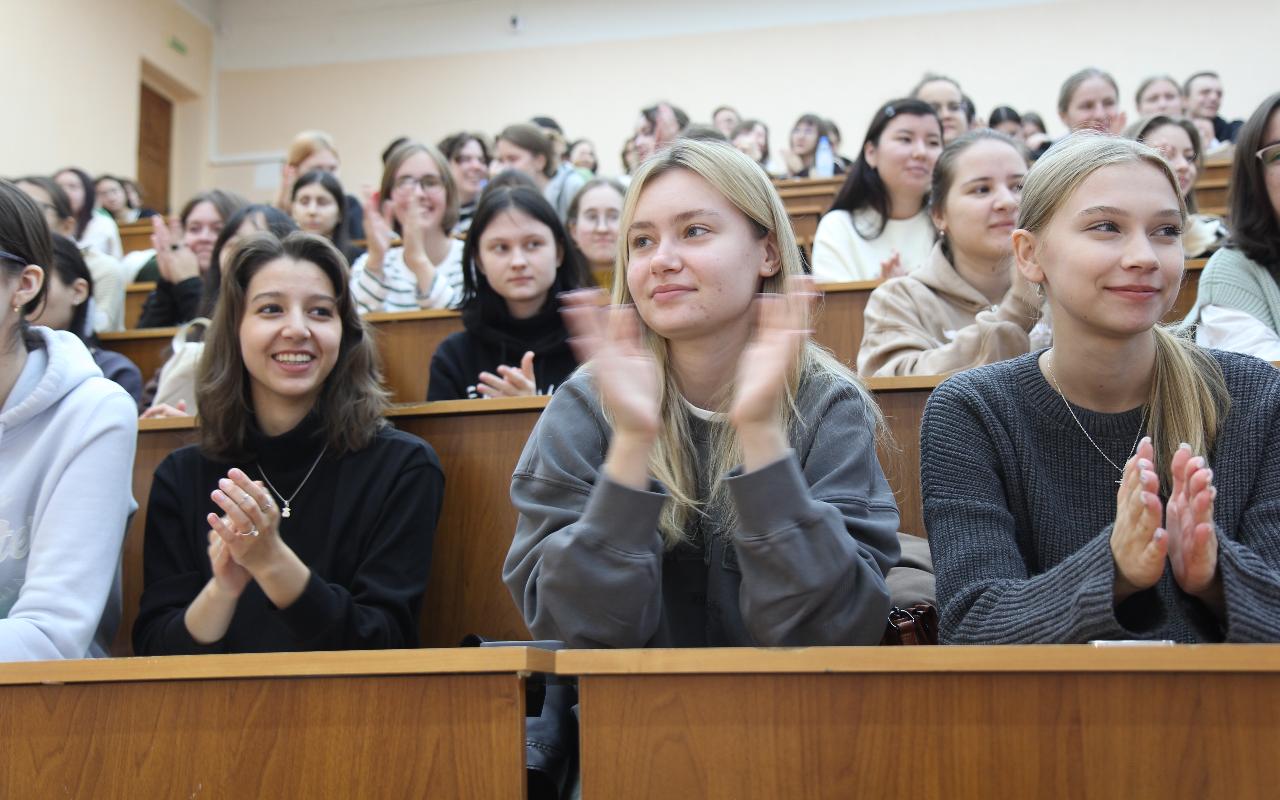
0 249 26 267
1257 143 1280 169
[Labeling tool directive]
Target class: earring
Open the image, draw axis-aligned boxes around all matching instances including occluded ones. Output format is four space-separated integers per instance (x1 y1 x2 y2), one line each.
1034 283 1045 299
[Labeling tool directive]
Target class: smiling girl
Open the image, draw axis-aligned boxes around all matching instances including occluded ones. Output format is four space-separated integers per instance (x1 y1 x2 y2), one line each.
503 140 899 648
350 142 464 314
812 99 942 282
427 185 590 401
858 130 1039 376
134 232 443 654
922 133 1280 643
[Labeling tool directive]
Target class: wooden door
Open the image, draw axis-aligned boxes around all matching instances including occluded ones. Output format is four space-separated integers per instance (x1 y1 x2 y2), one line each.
137 84 172 214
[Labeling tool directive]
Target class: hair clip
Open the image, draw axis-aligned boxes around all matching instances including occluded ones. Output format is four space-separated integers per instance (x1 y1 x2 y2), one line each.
884 105 897 118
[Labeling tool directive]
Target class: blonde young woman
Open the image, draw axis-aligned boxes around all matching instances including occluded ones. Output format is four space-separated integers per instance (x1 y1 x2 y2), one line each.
858 130 1040 377
503 140 899 648
922 133 1280 644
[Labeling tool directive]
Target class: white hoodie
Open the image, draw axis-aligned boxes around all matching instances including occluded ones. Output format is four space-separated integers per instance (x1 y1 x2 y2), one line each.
0 327 137 660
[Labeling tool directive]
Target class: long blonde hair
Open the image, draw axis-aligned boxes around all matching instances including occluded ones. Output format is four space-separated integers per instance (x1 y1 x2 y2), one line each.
1019 133 1229 488
612 139 883 548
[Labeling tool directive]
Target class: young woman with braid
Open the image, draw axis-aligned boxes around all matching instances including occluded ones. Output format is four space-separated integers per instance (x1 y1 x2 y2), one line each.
922 133 1280 644
503 140 899 648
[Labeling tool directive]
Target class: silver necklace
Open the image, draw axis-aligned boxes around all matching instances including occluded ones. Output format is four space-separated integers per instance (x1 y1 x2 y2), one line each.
1044 352 1149 485
257 444 328 519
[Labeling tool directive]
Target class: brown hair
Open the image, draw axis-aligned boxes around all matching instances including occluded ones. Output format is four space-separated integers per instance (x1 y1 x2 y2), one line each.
180 189 249 229
929 129 1028 259
1123 114 1204 212
285 130 339 169
0 180 53 352
1226 92 1280 271
378 141 460 236
197 231 388 461
1057 67 1119 116
496 124 557 178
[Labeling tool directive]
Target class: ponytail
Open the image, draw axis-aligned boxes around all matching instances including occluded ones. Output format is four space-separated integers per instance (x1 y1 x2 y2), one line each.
1148 326 1230 490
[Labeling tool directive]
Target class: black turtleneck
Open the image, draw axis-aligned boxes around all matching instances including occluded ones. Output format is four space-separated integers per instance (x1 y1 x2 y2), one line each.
427 296 579 401
133 413 444 655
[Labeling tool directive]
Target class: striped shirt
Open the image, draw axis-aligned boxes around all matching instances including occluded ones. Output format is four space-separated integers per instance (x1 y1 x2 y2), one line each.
350 239 466 314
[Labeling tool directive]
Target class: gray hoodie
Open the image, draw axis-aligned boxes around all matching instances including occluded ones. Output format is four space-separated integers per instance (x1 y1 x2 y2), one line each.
503 369 899 648
0 327 137 660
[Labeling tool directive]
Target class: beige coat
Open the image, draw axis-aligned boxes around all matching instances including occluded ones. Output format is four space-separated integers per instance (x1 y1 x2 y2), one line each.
857 243 1040 377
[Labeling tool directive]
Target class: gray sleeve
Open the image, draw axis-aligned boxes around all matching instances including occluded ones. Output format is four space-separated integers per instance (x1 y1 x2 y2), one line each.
503 380 668 648
922 381 1155 643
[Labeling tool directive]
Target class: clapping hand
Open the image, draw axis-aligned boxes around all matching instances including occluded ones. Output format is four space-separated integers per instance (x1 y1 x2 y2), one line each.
1165 444 1221 608
206 526 252 596
1110 438 1168 600
879 251 905 282
561 290 661 439
151 215 199 283
362 189 396 278
474 351 537 398
206 468 284 575
728 276 818 430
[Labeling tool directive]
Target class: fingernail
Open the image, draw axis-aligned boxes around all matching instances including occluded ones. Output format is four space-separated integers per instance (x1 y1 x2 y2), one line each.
1179 442 1191 450
1139 459 1152 470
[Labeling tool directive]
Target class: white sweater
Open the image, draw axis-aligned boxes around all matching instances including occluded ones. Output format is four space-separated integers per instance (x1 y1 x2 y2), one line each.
349 239 466 314
0 328 137 660
811 208 936 283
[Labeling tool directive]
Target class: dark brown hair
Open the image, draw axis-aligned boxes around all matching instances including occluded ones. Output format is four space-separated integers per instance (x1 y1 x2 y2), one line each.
53 167 94 239
1226 92 1280 272
197 231 388 461
929 129 1028 259
0 180 53 352
496 123 558 179
180 189 248 230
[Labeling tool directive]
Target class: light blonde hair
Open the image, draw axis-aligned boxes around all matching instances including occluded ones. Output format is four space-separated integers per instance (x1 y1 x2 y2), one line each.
613 139 885 548
286 130 339 169
1018 133 1229 488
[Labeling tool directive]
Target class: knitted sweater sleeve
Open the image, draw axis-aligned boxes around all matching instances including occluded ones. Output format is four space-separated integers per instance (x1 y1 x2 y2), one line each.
921 378 1159 643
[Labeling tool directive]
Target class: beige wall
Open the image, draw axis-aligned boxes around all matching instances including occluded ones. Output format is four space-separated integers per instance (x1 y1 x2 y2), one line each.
2 0 213 207
209 0 1279 203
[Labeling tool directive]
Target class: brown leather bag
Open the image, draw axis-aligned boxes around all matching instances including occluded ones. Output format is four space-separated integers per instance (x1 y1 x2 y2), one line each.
880 603 939 646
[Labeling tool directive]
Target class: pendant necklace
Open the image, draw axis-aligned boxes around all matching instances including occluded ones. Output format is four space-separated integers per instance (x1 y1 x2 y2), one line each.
257 444 329 519
1045 352 1148 485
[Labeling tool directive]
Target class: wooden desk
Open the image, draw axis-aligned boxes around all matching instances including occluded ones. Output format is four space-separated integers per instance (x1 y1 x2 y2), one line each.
124 281 154 329
775 177 844 256
1165 257 1207 323
124 397 545 655
866 374 936 538
99 325 175 385
560 644 1280 799
118 220 153 255
365 308 464 403
0 647 551 798
814 279 877 368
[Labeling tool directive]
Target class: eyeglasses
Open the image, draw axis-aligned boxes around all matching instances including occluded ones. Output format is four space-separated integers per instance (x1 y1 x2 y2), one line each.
1257 143 1280 169
394 174 444 193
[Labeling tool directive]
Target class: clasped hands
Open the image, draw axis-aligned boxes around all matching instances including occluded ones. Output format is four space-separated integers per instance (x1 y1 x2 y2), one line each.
361 189 436 290
1112 437 1222 612
205 467 285 597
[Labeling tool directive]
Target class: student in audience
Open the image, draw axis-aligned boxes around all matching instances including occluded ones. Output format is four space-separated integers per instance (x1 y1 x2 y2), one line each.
633 102 690 164
621 137 640 177
712 105 741 138
567 178 626 278
1058 67 1125 134
1135 75 1185 117
0 179 137 660
568 139 598 175
274 130 364 242
1184 92 1280 358
988 107 1025 142
350 141 464 314
858 130 1039 377
503 139 899 648
16 176 126 332
1185 71 1244 144
912 74 971 144
1125 115 1228 258
136 190 248 328
1021 112 1052 156
142 204 298 420
133 231 443 654
122 179 157 218
812 99 943 283
437 132 490 233
28 236 143 404
781 113 846 178
55 167 122 259
923 132 1280 643
289 169 361 264
531 116 569 164
95 175 154 225
494 124 585 221
427 185 589 401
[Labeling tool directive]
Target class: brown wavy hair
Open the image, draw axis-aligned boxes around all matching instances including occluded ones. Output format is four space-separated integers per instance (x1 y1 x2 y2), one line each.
197 231 388 461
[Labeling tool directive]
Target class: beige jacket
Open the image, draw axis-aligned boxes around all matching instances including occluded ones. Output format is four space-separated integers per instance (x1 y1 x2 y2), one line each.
857 243 1040 377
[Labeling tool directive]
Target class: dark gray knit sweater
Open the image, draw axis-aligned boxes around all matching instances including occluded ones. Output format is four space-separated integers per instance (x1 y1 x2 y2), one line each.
922 349 1280 644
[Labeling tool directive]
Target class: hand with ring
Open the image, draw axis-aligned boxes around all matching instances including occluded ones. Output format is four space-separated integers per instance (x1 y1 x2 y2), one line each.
207 467 285 574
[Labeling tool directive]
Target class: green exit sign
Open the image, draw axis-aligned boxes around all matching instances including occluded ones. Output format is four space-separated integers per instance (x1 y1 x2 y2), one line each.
169 35 187 55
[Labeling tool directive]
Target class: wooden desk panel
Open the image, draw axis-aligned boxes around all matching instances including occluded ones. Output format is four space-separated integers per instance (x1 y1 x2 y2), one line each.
1165 257 1206 324
564 645 1280 799
0 648 545 798
815 279 877 369
99 326 174 386
867 375 937 538
365 309 464 403
124 281 154 329
118 220 153 255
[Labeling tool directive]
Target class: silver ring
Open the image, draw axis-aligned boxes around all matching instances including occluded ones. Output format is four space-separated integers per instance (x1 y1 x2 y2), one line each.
237 527 259 538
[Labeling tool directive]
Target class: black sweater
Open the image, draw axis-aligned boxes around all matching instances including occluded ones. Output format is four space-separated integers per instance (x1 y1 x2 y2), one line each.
133 414 444 655
427 300 578 401
922 349 1280 644
137 276 202 328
